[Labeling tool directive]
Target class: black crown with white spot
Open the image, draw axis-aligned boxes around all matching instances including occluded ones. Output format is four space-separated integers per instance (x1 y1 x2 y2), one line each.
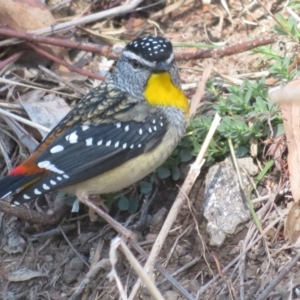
125 36 173 62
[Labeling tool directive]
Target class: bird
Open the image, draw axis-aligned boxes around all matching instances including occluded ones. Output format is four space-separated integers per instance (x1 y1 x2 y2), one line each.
0 35 189 208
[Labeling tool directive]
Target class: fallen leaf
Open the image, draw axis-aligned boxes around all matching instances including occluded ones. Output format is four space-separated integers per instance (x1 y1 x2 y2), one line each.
7 268 47 282
19 90 71 137
0 0 55 31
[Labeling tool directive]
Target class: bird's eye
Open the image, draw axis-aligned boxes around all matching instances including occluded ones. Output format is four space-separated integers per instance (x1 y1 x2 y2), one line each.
130 59 140 69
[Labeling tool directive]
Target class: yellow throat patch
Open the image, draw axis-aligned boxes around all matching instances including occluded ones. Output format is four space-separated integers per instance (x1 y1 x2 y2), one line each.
144 72 189 116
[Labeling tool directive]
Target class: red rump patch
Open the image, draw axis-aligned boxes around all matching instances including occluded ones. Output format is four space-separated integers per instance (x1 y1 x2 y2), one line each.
9 165 30 176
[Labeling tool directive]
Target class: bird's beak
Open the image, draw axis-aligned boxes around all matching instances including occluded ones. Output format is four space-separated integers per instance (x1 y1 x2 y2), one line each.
155 61 168 72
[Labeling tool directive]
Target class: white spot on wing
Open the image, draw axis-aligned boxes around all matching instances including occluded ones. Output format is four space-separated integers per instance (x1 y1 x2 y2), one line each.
66 131 78 143
82 125 90 131
138 144 142 148
123 143 127 149
47 164 64 174
34 189 42 195
153 126 157 131
130 144 134 149
85 138 93 146
148 128 152 133
23 194 30 200
139 128 143 135
116 122 121 128
14 201 20 205
124 125 129 132
106 140 111 147
97 140 103 146
115 141 119 148
63 174 69 179
50 145 64 153
38 161 51 168
43 184 50 190
57 176 62 181
50 180 56 185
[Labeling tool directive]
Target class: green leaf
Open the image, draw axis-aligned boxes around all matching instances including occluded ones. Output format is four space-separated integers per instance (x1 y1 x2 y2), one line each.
157 166 171 179
180 149 193 162
128 197 139 214
234 146 248 157
171 165 181 181
139 181 153 194
118 196 129 211
273 124 285 137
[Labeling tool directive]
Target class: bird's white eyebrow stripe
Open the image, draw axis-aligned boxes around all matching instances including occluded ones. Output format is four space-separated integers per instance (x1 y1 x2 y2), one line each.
123 50 174 68
123 51 156 68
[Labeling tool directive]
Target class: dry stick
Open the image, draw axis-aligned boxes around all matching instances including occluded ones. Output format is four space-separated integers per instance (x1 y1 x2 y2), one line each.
175 35 278 60
156 257 201 286
0 0 144 47
59 225 90 268
111 237 165 300
256 250 300 300
0 27 277 62
0 28 121 60
0 199 69 225
81 196 134 239
0 51 24 71
0 77 78 98
26 42 105 81
70 259 111 300
1 115 39 153
38 65 86 95
129 113 221 300
0 107 50 133
131 243 194 300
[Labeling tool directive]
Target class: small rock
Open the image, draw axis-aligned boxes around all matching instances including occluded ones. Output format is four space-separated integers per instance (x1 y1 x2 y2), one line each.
203 159 251 246
179 254 193 265
228 156 259 176
151 207 168 227
164 290 181 300
63 257 85 284
145 233 158 241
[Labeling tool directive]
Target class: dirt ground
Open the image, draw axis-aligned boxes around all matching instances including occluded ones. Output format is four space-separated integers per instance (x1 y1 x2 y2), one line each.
0 0 298 299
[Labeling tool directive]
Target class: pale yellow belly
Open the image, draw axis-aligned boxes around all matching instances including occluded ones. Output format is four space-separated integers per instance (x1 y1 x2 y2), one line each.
63 126 179 196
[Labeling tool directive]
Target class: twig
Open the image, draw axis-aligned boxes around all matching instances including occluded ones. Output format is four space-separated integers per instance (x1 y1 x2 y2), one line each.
109 237 164 300
156 257 201 286
81 196 135 239
0 77 78 98
0 107 50 133
29 224 77 241
0 28 277 62
38 65 86 95
0 0 144 47
59 225 90 268
0 51 24 72
1 115 39 152
256 250 300 300
26 42 105 81
189 63 213 119
0 27 121 60
129 113 221 300
175 35 277 60
0 199 69 225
